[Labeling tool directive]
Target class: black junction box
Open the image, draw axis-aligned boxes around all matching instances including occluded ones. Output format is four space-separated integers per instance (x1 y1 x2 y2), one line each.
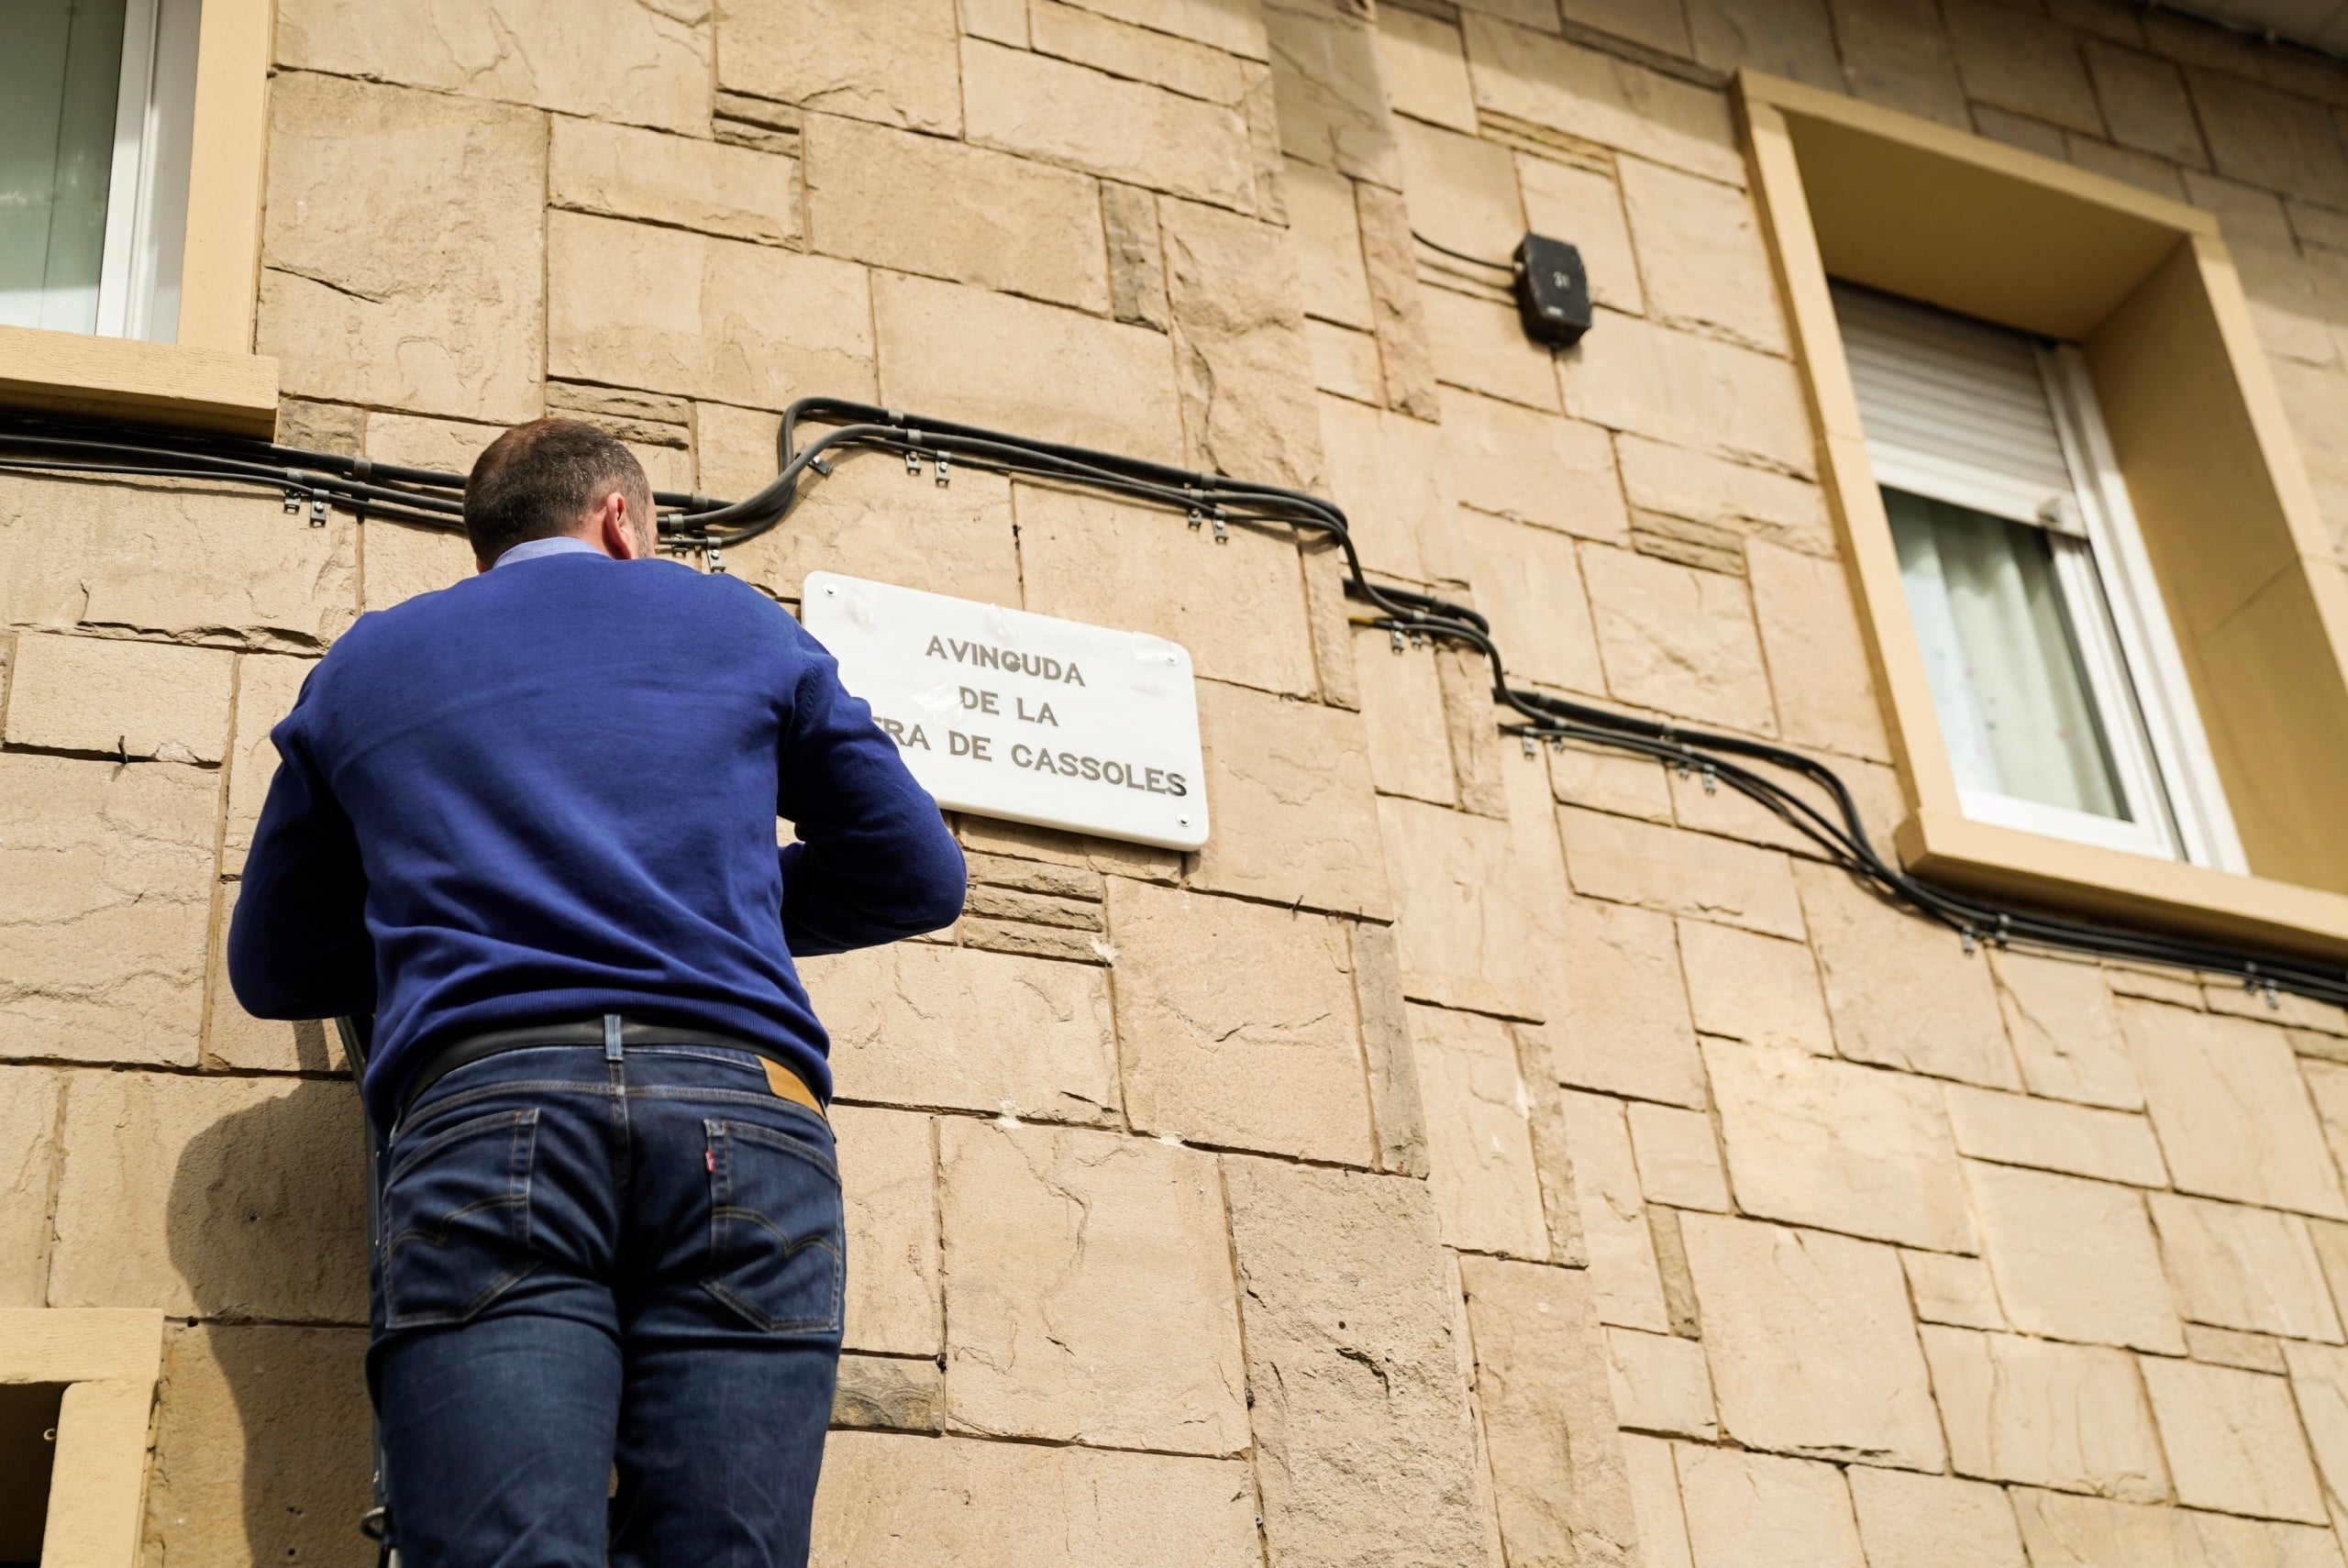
1513 233 1592 348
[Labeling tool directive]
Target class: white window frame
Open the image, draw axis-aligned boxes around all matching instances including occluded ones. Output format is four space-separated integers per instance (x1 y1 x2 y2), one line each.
91 0 200 342
1844 288 2248 873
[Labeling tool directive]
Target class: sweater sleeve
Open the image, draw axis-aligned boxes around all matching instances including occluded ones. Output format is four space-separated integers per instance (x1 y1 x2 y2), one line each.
775 634 967 956
227 688 377 1021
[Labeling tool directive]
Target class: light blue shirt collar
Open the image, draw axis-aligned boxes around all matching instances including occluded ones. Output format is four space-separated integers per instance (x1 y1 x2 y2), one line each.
493 536 605 569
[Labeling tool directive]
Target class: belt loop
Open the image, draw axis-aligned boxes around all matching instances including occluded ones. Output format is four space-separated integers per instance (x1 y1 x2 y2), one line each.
604 1013 624 1062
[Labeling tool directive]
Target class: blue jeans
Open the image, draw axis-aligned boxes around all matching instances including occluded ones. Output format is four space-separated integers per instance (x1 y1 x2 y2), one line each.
368 1041 843 1566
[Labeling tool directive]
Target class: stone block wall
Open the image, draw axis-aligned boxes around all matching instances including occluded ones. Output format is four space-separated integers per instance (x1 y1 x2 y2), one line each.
12 0 2348 1563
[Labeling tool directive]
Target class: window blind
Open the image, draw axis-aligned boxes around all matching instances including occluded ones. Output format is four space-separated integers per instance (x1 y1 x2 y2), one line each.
1832 282 2085 535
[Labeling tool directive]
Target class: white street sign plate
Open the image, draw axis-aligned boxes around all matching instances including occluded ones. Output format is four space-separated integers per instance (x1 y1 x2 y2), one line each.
801 571 1209 851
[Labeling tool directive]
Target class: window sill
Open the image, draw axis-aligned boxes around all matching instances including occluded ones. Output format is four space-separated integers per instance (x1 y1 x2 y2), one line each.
1894 808 2348 961
0 1308 165 1568
0 324 278 438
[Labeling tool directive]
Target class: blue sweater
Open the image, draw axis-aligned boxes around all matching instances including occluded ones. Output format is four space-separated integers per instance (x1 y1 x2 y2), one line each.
228 550 967 1125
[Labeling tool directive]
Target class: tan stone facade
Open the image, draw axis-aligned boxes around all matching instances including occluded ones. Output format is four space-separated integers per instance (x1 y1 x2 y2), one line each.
16 0 2348 1562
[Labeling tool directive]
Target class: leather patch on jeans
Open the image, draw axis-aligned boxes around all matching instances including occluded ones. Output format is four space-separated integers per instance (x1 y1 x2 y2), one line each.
761 1056 825 1119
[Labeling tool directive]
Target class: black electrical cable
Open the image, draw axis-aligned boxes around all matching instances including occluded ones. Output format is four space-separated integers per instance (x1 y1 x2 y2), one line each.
1 399 2341 1009
1411 230 1517 273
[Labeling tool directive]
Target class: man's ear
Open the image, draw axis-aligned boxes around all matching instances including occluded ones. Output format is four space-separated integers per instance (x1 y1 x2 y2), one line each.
596 491 643 560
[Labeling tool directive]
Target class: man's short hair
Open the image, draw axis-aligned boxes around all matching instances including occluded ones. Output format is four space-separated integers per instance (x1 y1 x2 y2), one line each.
465 417 654 562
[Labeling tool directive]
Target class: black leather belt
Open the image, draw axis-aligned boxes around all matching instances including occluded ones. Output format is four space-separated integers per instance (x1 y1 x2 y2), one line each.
397 1016 820 1121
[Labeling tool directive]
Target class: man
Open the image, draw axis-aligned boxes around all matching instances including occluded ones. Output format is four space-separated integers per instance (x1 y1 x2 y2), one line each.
229 418 966 1565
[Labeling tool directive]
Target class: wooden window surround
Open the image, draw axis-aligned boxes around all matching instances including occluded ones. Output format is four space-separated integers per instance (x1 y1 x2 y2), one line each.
0 0 276 436
0 1309 165 1568
1739 71 2348 959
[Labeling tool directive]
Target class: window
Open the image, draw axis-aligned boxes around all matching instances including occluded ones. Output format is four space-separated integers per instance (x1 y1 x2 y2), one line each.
3 0 203 342
1834 283 2246 872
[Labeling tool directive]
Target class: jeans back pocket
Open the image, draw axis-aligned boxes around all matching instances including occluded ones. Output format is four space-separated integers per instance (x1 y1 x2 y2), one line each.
702 1118 845 1336
382 1107 540 1330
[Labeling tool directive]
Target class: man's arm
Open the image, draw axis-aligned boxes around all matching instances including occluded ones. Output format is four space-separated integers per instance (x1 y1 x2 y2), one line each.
776 639 967 956
227 698 376 1021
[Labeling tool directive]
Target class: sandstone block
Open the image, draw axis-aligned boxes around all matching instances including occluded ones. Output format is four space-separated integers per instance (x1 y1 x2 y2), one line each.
1561 1090 1670 1333
1555 899 1706 1108
1288 163 1375 329
1519 156 1645 315
5 635 233 766
1442 390 1630 550
1408 1004 1551 1259
1462 512 1610 697
142 1323 371 1568
260 74 544 425
830 1353 942 1432
1615 434 1835 558
2011 1487 2348 1566
1626 1103 1728 1214
1162 198 1323 489
1461 1255 1639 1568
1564 310 1812 477
1561 806 1804 939
1622 1436 1695 1568
1221 1157 1492 1568
1581 545 1776 734
1352 922 1430 1177
832 1106 938 1358
1676 1445 1867 1568
2283 1340 2348 1511
549 117 795 247
1704 1040 1974 1252
1677 918 1833 1055
938 1119 1246 1452
1107 880 1373 1165
548 212 872 409
0 471 359 653
805 116 1105 312
1944 0 2104 133
2150 1193 2345 1343
277 0 711 133
360 518 482 613
1678 1215 1944 1469
1186 680 1389 916
1425 284 1567 412
2121 999 2348 1218
1356 629 1456 804
1833 0 1971 127
2189 1324 2291 1374
802 941 1119 1122
1902 1248 2008 1329
0 755 215 1067
1321 397 1459 583
963 38 1255 209
811 1430 1258 1566
2189 67 2348 208
2083 40 2209 166
1794 859 2022 1088
1618 156 1786 355
1398 118 1526 282
1461 17 1743 184
1265 0 1402 187
876 273 1183 462
0 1067 60 1306
221 655 314 869
1745 540 1890 760
2142 1357 2328 1524
1355 182 1441 417
1017 484 1318 695
1438 643 1512 819
1944 1086 2167 1187
1030 0 1246 102
720 0 959 134
1101 180 1171 331
1053 0 1268 55
1378 6 1478 132
1990 950 2146 1110
1922 1325 2169 1500
1966 1161 2185 1353
698 407 1022 605
1382 794 1570 1019
49 1070 367 1321
1605 1326 1718 1439
1845 1469 2030 1568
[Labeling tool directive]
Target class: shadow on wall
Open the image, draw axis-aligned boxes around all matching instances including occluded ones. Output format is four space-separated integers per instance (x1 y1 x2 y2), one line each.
156 1073 374 1566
